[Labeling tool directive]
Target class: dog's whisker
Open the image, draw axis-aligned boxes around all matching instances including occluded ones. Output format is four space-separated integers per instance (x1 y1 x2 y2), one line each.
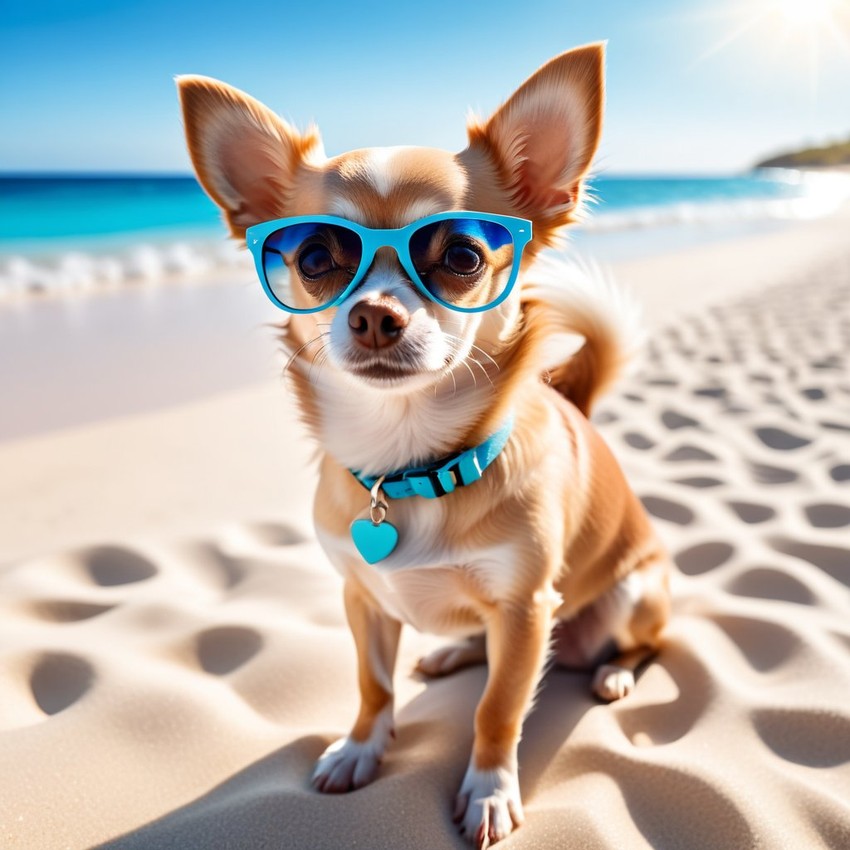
467 355 496 389
469 343 500 372
460 358 478 391
283 333 330 376
307 343 332 384
449 365 458 399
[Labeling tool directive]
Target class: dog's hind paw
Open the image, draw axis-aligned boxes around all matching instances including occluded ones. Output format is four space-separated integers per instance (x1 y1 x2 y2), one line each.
416 635 487 677
592 664 635 701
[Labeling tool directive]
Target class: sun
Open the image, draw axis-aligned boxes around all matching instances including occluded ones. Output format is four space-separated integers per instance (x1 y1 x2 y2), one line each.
776 0 838 25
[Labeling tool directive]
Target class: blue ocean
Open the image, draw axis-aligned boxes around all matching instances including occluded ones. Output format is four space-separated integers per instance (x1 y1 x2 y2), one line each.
2 170 848 297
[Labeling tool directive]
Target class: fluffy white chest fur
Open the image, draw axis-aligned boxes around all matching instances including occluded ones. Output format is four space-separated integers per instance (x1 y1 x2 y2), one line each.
316 501 525 637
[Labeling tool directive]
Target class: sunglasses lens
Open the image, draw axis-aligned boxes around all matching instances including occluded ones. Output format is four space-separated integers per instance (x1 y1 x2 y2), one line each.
408 217 516 308
261 222 362 310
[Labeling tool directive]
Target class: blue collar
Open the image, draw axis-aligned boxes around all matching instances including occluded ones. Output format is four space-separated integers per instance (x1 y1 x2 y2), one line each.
350 414 514 500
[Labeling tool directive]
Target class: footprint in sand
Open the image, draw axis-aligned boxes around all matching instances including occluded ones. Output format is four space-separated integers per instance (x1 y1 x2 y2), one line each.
672 476 724 489
711 615 802 673
726 501 776 524
238 521 309 547
753 426 812 451
748 461 798 485
664 444 718 463
81 545 158 587
768 537 850 587
829 464 850 482
725 567 816 606
624 432 655 450
674 541 735 576
640 495 696 526
660 410 700 430
803 503 850 529
30 652 95 716
27 599 115 623
195 626 264 676
693 386 727 399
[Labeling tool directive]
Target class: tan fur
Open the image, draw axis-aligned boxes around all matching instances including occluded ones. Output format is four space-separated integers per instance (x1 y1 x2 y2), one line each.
178 43 671 847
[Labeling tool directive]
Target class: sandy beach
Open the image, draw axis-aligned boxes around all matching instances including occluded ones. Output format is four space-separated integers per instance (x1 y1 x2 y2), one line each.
2 209 850 849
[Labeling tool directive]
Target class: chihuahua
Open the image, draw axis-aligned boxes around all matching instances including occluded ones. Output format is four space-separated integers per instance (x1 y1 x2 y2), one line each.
178 42 670 848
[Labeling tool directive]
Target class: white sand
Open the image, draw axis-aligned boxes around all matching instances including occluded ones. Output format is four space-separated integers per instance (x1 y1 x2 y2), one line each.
1 211 850 849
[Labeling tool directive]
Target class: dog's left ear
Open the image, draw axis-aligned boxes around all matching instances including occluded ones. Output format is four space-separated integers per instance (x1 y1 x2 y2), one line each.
467 43 604 230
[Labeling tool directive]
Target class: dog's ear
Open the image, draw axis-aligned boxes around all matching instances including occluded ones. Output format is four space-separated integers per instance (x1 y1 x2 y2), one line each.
467 43 604 230
176 76 324 236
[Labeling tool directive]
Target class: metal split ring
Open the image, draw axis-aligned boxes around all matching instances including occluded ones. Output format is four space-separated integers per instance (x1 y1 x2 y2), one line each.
369 475 389 525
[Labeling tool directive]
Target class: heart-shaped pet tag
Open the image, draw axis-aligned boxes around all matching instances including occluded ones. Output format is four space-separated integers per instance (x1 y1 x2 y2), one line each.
350 518 399 564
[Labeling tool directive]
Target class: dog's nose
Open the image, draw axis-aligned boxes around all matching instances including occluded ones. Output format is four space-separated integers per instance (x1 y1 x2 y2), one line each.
348 298 410 349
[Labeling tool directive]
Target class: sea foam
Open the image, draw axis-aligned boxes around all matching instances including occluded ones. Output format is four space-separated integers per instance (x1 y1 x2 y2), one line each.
0 239 251 301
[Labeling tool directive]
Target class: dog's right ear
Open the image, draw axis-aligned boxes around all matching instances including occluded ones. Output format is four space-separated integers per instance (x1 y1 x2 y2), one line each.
176 76 324 236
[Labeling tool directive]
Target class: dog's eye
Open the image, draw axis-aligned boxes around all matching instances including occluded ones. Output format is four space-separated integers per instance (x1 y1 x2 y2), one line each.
443 244 482 276
298 244 335 278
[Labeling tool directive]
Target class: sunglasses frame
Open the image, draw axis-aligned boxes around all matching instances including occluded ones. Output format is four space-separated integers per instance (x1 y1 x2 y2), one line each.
245 210 533 314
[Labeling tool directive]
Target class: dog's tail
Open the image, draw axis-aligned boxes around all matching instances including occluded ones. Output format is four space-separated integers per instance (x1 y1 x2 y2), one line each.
522 254 644 417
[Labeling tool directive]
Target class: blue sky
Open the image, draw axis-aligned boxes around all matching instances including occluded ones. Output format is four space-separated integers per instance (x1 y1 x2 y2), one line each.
2 0 849 174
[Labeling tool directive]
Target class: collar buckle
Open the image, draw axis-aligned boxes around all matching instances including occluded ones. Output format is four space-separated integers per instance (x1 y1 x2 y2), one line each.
350 413 513 501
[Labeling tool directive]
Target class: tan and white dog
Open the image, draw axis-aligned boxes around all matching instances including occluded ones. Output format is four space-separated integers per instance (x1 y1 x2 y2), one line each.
178 43 670 848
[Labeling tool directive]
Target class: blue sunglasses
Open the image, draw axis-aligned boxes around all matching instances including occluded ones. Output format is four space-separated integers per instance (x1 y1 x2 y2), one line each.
246 211 532 314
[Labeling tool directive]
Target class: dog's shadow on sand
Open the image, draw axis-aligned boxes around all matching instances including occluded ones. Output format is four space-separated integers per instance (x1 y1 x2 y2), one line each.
95 650 701 850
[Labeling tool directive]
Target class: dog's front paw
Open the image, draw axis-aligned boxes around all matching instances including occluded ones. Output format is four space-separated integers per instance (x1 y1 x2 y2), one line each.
311 708 394 793
454 764 524 848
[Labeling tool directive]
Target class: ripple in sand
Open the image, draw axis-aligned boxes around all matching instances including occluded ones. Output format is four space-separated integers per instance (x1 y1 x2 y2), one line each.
754 707 850 768
754 426 812 451
82 545 158 586
675 541 735 575
30 653 95 716
725 567 816 606
804 503 850 529
664 444 718 463
616 663 704 748
28 599 114 623
641 495 695 526
598 756 756 850
726 501 776 524
196 626 264 675
768 537 850 586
